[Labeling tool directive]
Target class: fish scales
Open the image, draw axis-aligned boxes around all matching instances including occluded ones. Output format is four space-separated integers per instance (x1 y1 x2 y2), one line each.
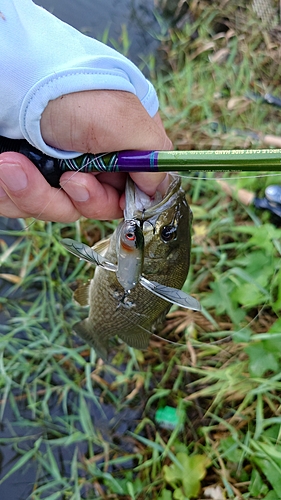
72 175 193 359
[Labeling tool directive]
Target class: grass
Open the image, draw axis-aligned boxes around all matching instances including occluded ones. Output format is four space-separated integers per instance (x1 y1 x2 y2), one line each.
1 0 281 498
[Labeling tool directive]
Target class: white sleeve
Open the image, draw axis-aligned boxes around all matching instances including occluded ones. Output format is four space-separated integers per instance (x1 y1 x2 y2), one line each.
0 0 159 158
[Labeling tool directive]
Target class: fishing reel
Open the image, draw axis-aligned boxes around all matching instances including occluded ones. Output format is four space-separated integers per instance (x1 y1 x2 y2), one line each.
254 185 281 222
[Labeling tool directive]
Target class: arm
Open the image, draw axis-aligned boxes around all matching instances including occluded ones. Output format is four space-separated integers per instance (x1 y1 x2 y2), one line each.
0 0 171 221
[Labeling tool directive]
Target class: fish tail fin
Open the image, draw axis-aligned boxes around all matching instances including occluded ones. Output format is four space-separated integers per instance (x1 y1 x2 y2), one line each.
118 330 151 350
73 319 108 360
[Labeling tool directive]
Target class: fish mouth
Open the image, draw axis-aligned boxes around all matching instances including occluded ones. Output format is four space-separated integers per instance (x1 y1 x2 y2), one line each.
124 174 182 221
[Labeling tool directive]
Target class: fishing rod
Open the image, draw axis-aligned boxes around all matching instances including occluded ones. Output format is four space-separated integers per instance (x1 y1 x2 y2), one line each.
0 135 280 188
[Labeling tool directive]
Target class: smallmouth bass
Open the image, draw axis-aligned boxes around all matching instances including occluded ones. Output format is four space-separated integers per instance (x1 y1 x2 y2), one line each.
61 175 200 359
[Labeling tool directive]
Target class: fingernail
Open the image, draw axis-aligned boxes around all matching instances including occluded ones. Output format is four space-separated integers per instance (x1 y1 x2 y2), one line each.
61 180 90 202
0 163 28 191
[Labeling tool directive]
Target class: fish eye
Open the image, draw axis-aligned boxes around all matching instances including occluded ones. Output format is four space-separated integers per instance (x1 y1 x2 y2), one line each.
161 225 177 242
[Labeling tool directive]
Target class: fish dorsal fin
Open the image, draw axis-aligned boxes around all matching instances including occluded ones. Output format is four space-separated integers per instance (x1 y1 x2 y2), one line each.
140 277 201 311
60 238 117 272
92 236 111 256
73 280 91 307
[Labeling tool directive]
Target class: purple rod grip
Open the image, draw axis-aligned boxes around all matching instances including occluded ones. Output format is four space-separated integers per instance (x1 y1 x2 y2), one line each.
117 150 159 171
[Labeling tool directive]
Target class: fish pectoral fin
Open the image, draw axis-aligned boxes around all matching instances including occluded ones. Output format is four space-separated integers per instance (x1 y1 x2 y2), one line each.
140 277 201 311
60 238 117 272
72 319 108 360
73 280 91 307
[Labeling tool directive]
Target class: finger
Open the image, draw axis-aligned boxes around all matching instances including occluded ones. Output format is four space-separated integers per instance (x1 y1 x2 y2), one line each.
129 172 170 197
0 184 31 218
0 153 80 222
93 171 127 192
60 171 124 220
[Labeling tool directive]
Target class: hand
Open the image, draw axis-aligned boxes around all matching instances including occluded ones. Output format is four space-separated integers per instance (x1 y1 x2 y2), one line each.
0 90 172 222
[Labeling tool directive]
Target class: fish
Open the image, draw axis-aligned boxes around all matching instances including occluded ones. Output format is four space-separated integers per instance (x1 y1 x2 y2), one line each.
61 174 200 359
